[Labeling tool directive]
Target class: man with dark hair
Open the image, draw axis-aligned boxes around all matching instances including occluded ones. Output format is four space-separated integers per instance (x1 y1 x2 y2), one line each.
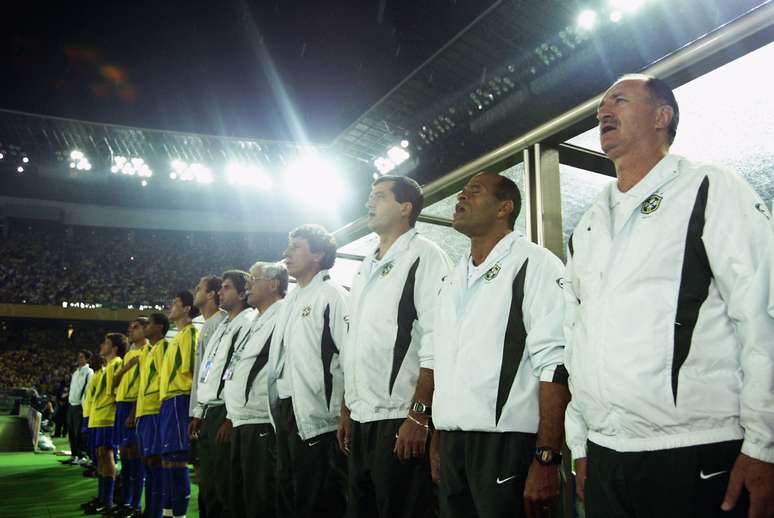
190 276 226 418
224 261 288 517
191 271 255 518
491 175 522 230
65 349 93 466
340 176 451 518
156 291 199 518
112 317 149 517
268 224 350 517
84 333 127 515
135 313 170 518
565 75 774 517
430 172 569 518
372 175 425 226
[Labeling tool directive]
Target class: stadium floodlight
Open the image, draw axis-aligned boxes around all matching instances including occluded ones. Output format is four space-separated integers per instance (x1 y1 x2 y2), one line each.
71 149 92 171
610 10 623 22
17 166 24 173
386 146 410 166
141 180 148 187
0 153 4 159
226 162 272 190
284 152 346 209
400 139 410 148
22 156 29 164
190 163 213 184
577 9 598 30
374 157 395 175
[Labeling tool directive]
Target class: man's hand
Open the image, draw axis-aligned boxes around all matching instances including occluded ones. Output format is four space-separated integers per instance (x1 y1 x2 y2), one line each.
722 453 774 517
125 413 135 428
215 418 233 444
575 457 588 502
394 413 429 461
430 429 441 484
523 460 561 518
188 417 202 440
337 405 352 455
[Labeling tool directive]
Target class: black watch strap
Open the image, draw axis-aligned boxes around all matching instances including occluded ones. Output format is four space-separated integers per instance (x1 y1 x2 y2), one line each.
535 447 562 466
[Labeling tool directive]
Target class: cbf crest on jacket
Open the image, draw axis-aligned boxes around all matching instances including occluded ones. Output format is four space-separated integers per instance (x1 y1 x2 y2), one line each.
343 229 452 423
267 270 349 440
432 232 566 433
564 155 774 463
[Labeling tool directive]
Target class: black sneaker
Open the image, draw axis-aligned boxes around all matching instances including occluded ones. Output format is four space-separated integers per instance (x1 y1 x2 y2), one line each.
83 502 107 515
80 497 101 510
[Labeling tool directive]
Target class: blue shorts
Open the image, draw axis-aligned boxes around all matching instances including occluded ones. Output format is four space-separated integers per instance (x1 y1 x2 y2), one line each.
160 395 190 455
92 426 117 449
114 401 137 447
136 414 161 457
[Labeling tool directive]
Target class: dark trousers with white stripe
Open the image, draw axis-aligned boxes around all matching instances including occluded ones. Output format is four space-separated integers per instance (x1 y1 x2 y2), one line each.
439 430 535 518
586 439 749 518
275 397 347 518
230 423 276 518
197 404 232 518
346 418 435 518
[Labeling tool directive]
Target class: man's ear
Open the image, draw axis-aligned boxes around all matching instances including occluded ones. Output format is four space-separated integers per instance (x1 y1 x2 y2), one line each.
655 104 674 132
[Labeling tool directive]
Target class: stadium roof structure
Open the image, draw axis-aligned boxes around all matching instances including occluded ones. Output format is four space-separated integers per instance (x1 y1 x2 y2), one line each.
329 0 772 185
1 0 771 230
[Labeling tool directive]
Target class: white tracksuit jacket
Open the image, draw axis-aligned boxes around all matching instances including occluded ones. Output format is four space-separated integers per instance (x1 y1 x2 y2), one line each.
343 229 452 423
564 154 774 463
433 231 567 432
193 308 256 415
224 301 283 427
267 270 349 440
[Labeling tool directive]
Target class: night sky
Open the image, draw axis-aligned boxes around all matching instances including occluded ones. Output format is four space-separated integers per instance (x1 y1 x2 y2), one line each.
1 0 497 143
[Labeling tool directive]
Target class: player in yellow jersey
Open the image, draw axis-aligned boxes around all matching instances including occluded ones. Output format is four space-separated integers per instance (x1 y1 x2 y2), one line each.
135 313 169 518
84 333 127 515
111 316 149 517
159 291 200 518
80 354 104 511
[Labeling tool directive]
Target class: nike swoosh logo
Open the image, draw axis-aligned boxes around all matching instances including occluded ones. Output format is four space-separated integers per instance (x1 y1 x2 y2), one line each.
496 476 516 485
259 432 269 438
307 440 320 447
699 470 726 480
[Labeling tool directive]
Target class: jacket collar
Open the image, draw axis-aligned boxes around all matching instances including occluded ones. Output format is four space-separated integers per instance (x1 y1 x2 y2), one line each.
463 231 518 286
365 228 417 279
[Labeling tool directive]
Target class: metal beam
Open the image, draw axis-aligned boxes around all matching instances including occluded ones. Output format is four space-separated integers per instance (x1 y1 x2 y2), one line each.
557 143 616 178
417 214 454 227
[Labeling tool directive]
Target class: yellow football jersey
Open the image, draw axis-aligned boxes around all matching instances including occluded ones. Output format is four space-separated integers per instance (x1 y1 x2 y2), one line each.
89 356 123 428
82 369 100 419
160 324 199 401
135 339 167 417
115 345 146 403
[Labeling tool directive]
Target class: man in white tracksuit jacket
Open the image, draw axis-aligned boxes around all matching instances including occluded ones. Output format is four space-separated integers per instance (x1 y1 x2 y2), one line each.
267 224 349 518
564 74 774 517
223 261 287 518
340 175 451 518
431 172 570 518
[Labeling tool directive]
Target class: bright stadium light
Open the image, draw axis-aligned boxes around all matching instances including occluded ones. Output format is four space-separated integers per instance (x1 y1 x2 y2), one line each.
577 9 598 30
400 139 409 148
386 146 410 165
610 10 623 22
17 166 24 173
374 157 395 175
610 0 646 14
226 162 272 190
190 163 213 184
284 153 345 208
71 149 92 171
22 156 29 164
0 153 4 159
141 180 148 187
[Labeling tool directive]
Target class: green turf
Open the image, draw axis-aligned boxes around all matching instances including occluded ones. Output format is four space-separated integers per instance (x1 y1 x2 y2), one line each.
0 434 200 517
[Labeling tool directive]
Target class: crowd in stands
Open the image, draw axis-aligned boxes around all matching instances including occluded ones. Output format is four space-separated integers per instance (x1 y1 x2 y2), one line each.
0 219 284 308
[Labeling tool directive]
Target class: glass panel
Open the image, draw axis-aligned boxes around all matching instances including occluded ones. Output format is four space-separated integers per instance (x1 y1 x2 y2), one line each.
329 257 362 289
415 221 470 264
337 232 379 257
563 41 774 244
560 165 615 250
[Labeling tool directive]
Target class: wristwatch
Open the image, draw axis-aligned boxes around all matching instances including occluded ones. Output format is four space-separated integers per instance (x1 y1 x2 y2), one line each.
535 447 562 466
410 400 432 416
